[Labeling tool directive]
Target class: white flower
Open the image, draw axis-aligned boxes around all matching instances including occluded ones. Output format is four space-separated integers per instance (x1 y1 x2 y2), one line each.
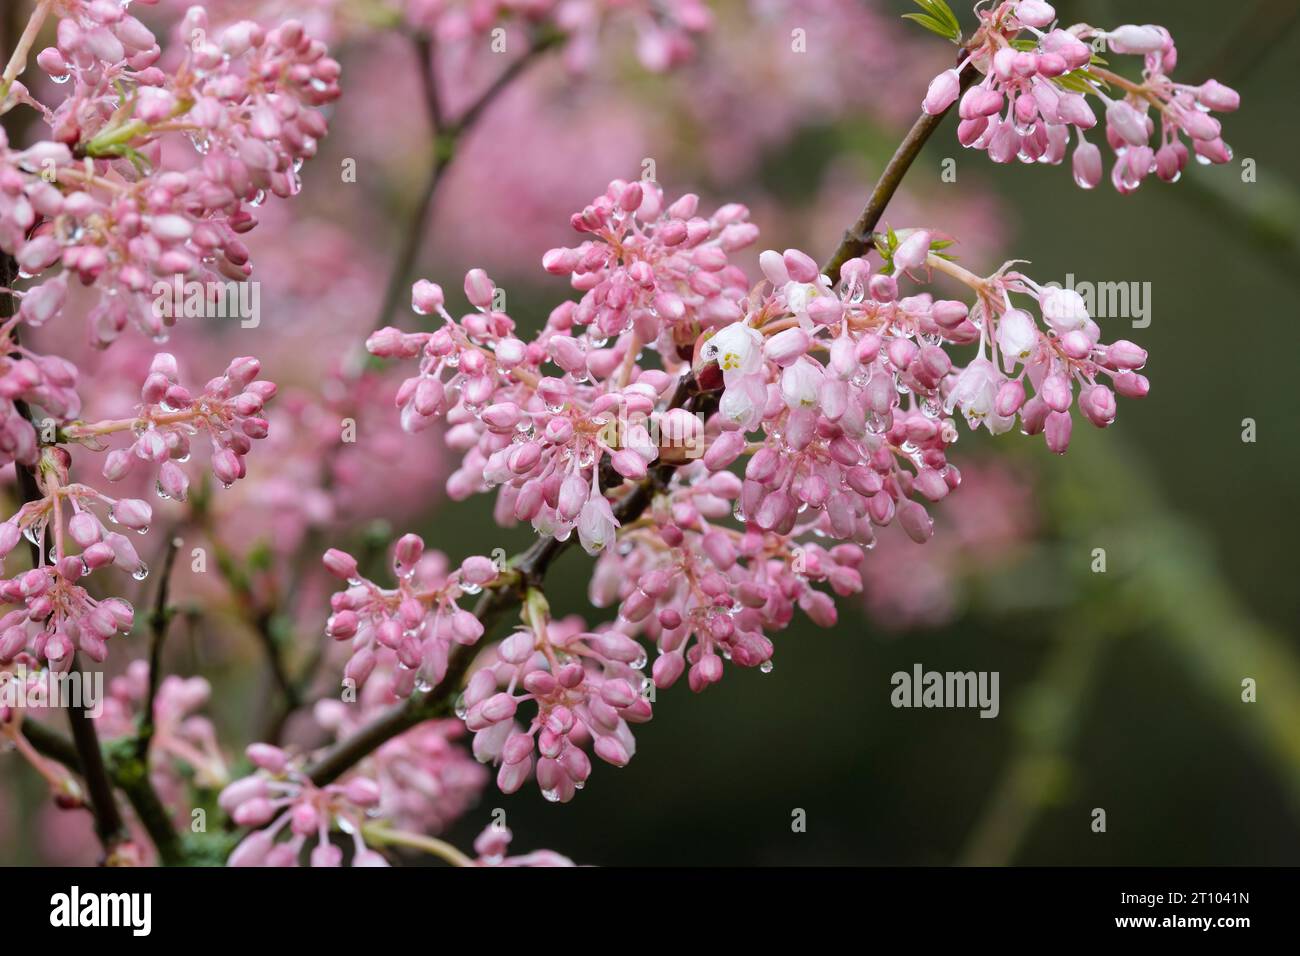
719 375 766 430
945 358 1002 424
780 357 824 410
577 491 619 555
1039 287 1089 334
705 323 763 382
997 308 1039 366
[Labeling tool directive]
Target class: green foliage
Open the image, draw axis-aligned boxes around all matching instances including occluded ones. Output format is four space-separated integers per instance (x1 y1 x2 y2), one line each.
902 0 963 44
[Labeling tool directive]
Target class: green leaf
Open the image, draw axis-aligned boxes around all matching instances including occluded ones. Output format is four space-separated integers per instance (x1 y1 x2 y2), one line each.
901 12 948 38
1052 67 1107 95
902 0 961 43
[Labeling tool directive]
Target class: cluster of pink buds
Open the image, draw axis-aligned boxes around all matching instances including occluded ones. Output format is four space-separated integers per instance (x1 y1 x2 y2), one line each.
0 559 136 670
922 1 1239 190
66 354 276 498
314 688 487 835
943 266 1149 452
590 461 865 692
358 178 1155 809
541 178 756 344
34 0 162 79
460 601 651 803
1 8 337 343
0 452 148 669
221 743 391 867
321 536 500 695
367 181 759 553
0 317 80 469
698 236 1148 547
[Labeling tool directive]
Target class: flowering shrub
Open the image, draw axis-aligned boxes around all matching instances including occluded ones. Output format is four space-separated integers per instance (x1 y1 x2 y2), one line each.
0 0 1239 866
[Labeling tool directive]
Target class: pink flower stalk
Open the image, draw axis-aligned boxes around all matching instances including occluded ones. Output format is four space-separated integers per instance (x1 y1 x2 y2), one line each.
368 180 758 552
0 448 145 669
460 607 652 802
924 1 1239 191
221 743 392 867
0 656 87 808
589 461 864 691
322 536 501 695
2 10 337 343
67 353 277 497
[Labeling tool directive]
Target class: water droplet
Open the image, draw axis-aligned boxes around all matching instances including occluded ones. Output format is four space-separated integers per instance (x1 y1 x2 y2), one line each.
453 693 468 720
760 660 774 674
541 788 561 803
132 564 150 581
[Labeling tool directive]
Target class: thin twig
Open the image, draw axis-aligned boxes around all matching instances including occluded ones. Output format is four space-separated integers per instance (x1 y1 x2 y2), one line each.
821 63 978 283
62 673 130 855
365 28 563 336
137 534 182 760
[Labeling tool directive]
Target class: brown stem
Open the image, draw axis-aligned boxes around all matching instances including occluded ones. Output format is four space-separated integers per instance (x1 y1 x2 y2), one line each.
61 675 131 856
821 63 978 283
137 533 182 760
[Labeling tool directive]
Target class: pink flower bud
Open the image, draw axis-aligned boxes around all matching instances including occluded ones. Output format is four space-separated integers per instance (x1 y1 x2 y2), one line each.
1044 410 1073 454
463 269 495 308
322 548 358 580
1072 140 1102 189
1197 79 1239 113
246 743 289 773
893 230 931 273
112 498 152 530
782 248 819 283
922 69 961 115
